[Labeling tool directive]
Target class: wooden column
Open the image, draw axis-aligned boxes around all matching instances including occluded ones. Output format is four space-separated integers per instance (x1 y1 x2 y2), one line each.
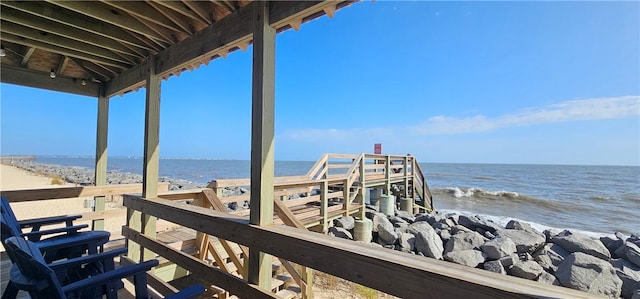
248 1 275 289
142 55 160 261
93 86 109 230
128 56 160 262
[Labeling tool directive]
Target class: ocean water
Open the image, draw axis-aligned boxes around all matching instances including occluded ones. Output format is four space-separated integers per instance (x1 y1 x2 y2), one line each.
35 157 640 235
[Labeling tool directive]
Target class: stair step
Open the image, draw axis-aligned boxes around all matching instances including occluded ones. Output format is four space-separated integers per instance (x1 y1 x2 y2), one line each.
274 289 298 299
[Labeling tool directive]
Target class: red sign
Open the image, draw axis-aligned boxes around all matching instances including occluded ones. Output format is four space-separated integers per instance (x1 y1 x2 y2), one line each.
374 143 382 154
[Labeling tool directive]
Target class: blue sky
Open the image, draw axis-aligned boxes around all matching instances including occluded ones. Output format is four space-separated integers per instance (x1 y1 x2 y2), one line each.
1 1 639 165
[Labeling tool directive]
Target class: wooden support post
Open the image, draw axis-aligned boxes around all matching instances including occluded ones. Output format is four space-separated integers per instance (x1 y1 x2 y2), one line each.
385 155 391 195
142 55 161 262
248 0 275 290
320 181 328 232
359 157 366 220
343 178 350 217
403 156 409 199
93 86 108 230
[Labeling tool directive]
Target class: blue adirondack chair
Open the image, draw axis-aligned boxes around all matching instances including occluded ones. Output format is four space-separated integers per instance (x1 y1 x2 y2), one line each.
5 237 205 299
0 197 111 263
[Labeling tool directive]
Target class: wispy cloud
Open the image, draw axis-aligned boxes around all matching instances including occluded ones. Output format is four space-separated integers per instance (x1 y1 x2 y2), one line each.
411 96 640 135
280 96 640 141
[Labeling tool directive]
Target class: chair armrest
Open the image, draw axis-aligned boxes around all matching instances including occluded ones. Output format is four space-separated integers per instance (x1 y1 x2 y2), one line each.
61 260 159 294
49 248 128 271
165 284 206 299
19 215 83 228
23 224 88 241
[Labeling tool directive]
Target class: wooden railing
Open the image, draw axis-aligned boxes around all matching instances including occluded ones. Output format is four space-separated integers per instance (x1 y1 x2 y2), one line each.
123 195 595 299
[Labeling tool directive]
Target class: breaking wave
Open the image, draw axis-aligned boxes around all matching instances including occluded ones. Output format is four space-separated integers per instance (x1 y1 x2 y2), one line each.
443 187 520 199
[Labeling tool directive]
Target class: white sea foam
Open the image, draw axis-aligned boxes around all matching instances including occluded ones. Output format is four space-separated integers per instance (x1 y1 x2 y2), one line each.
445 187 520 198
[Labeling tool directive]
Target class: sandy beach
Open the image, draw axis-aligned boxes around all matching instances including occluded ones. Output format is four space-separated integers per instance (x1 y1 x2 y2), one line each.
0 164 129 238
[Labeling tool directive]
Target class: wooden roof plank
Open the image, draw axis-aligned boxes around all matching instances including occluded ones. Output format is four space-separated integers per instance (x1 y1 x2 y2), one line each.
153 1 209 26
0 21 134 66
45 0 172 44
181 1 214 25
1 6 143 59
1 1 156 52
106 1 343 98
0 32 130 69
101 1 185 33
20 47 36 66
56 55 69 76
0 64 100 97
68 57 110 83
147 1 196 35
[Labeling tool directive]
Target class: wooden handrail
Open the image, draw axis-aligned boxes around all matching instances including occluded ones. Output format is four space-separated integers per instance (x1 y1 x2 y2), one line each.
123 196 595 299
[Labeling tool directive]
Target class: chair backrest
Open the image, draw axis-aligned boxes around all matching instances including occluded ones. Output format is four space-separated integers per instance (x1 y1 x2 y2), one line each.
0 197 23 244
4 236 67 299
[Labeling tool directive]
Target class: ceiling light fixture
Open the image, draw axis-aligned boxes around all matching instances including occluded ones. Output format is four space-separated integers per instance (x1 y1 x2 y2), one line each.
50 69 56 79
0 45 6 57
81 79 87 86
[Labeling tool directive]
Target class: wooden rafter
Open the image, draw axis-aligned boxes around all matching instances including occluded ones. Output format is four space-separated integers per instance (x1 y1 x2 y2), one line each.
100 1 184 33
1 7 143 59
1 1 155 52
45 0 172 43
0 21 133 66
147 2 196 35
68 57 116 82
153 1 209 25
0 64 100 97
0 32 130 69
56 55 69 76
20 47 36 66
181 1 214 25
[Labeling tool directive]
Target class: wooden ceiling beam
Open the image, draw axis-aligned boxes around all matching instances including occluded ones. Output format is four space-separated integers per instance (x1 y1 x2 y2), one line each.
147 1 196 35
1 1 155 52
56 55 69 75
105 1 340 98
20 46 35 66
0 64 100 97
68 57 111 83
101 1 184 33
152 1 208 26
1 7 143 59
45 0 172 44
181 1 214 25
0 32 130 69
0 21 134 65
132 15 183 45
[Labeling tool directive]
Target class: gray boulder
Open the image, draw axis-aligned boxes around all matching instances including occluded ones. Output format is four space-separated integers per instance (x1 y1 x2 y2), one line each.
481 237 517 260
414 213 436 224
406 221 435 236
377 218 398 245
414 229 444 260
439 229 452 243
451 225 472 234
396 232 416 253
499 254 519 268
483 260 506 274
499 229 546 254
544 229 561 243
333 216 355 230
506 220 535 232
552 230 611 260
444 231 486 253
457 215 503 234
533 243 570 273
601 235 624 258
615 241 640 268
510 260 544 280
328 227 353 240
432 222 450 230
395 210 416 223
537 271 560 286
556 252 623 297
372 213 390 233
611 258 640 298
443 249 488 268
